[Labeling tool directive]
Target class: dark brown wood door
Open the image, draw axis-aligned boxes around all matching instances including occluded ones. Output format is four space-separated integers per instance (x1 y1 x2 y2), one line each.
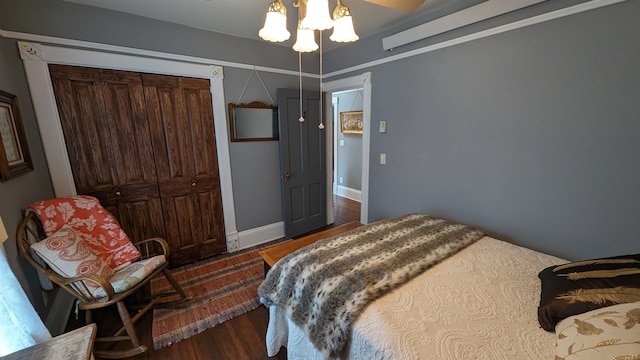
49 65 226 266
49 65 166 242
143 74 226 266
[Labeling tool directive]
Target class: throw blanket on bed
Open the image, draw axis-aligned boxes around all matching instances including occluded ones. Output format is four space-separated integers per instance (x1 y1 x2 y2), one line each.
258 213 485 358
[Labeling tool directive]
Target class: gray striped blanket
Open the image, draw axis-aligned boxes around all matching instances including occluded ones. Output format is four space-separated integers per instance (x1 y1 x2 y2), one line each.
258 214 485 358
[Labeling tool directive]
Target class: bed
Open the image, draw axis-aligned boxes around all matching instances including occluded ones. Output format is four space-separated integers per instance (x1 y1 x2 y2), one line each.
259 214 640 360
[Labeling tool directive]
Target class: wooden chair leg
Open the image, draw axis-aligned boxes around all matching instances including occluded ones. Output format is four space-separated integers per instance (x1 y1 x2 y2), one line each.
85 308 93 325
92 302 148 359
163 269 188 300
116 301 140 347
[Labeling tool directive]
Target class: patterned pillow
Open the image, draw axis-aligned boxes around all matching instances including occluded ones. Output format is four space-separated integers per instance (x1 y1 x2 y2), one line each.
555 302 640 359
27 195 140 269
538 254 640 331
30 226 113 292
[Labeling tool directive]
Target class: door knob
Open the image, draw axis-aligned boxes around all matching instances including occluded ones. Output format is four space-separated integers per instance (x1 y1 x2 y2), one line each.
115 191 121 196
191 182 196 187
284 172 291 183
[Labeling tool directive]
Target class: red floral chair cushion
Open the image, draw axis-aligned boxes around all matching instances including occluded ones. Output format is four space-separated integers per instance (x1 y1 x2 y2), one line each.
27 196 140 269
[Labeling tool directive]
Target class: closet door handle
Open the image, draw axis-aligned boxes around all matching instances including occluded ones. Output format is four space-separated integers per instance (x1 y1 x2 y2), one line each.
191 182 197 187
115 191 121 196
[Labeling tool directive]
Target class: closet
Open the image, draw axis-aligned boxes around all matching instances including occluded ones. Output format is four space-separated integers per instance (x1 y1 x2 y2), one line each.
49 65 226 267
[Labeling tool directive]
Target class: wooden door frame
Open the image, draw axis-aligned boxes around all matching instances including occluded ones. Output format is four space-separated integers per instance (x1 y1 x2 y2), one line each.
324 72 371 224
18 41 240 251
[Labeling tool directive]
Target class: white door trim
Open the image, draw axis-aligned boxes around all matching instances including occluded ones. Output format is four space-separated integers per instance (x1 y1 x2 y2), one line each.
323 72 371 224
17 41 239 250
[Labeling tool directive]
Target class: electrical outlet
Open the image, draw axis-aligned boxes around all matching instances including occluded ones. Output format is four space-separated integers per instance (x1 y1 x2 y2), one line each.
339 177 344 184
380 153 387 165
339 140 345 147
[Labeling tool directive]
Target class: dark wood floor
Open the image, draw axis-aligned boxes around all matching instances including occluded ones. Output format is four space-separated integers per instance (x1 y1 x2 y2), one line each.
77 195 360 360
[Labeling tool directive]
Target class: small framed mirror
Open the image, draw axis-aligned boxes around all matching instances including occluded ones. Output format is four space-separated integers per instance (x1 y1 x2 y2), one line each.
228 101 278 142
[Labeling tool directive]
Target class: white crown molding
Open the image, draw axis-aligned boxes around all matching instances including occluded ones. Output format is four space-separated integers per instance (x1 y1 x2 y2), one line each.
1 29 317 78
0 0 627 82
325 0 627 79
382 0 547 51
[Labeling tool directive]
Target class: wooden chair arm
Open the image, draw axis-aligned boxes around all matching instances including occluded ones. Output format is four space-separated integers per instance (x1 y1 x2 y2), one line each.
59 273 116 301
133 237 171 259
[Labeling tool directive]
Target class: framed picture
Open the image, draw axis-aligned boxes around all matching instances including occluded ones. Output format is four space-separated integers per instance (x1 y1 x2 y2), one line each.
0 90 33 181
340 111 363 134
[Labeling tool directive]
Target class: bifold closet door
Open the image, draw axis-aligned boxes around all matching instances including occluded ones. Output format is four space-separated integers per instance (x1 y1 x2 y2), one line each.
49 65 166 243
49 65 226 266
143 74 226 266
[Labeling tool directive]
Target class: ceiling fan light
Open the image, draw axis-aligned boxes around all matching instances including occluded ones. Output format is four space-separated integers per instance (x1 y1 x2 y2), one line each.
301 0 334 31
330 15 358 42
259 0 291 42
293 27 319 52
330 1 358 42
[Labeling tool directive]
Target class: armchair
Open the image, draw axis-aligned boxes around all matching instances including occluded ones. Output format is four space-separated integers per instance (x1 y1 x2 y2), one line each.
16 196 188 359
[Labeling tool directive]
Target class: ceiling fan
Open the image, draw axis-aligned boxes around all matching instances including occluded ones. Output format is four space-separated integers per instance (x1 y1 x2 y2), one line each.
363 0 426 12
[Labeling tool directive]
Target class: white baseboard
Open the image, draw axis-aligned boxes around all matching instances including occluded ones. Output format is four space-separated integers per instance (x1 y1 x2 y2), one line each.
236 221 285 251
45 289 74 336
335 185 362 202
225 231 240 252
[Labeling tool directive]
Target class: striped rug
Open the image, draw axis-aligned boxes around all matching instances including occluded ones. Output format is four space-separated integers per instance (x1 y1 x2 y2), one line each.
150 243 277 350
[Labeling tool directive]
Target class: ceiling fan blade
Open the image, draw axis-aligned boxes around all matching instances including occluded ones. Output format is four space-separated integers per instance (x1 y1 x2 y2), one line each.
363 0 426 12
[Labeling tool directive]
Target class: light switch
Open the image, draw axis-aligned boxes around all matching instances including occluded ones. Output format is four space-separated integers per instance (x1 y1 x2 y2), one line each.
339 140 345 147
379 120 387 133
380 153 386 165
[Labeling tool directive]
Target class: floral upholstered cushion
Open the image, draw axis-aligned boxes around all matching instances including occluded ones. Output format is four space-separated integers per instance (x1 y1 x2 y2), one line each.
31 226 113 292
555 301 640 360
92 255 166 298
27 195 141 269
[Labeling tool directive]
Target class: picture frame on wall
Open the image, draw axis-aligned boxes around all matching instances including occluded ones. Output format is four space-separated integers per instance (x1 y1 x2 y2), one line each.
0 90 33 181
340 111 363 135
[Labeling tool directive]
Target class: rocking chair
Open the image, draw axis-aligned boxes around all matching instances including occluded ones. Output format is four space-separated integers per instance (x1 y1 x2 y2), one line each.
16 197 189 359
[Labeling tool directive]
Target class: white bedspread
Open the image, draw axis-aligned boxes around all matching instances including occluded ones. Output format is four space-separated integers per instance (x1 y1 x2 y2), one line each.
265 236 566 360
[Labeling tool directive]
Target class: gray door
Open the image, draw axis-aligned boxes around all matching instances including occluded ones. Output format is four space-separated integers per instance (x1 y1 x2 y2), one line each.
278 88 326 238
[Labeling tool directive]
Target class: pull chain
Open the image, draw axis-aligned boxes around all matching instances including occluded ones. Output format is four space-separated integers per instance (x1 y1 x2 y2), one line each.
318 31 325 130
298 51 305 123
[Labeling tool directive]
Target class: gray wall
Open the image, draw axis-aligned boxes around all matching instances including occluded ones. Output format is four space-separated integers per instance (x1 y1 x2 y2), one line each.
334 90 363 191
224 68 320 231
326 0 640 260
0 37 56 318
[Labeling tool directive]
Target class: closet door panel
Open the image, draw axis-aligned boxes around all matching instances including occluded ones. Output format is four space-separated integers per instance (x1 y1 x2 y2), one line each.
143 74 226 266
49 65 115 195
49 65 166 243
97 69 166 242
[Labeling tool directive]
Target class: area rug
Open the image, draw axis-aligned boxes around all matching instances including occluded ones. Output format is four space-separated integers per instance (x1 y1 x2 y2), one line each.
150 243 277 349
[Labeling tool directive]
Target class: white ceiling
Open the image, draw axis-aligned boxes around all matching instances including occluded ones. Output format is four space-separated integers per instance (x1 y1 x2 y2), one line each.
62 0 472 50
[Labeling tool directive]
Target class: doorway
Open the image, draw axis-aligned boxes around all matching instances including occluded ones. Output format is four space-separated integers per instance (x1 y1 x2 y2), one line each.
324 72 372 225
